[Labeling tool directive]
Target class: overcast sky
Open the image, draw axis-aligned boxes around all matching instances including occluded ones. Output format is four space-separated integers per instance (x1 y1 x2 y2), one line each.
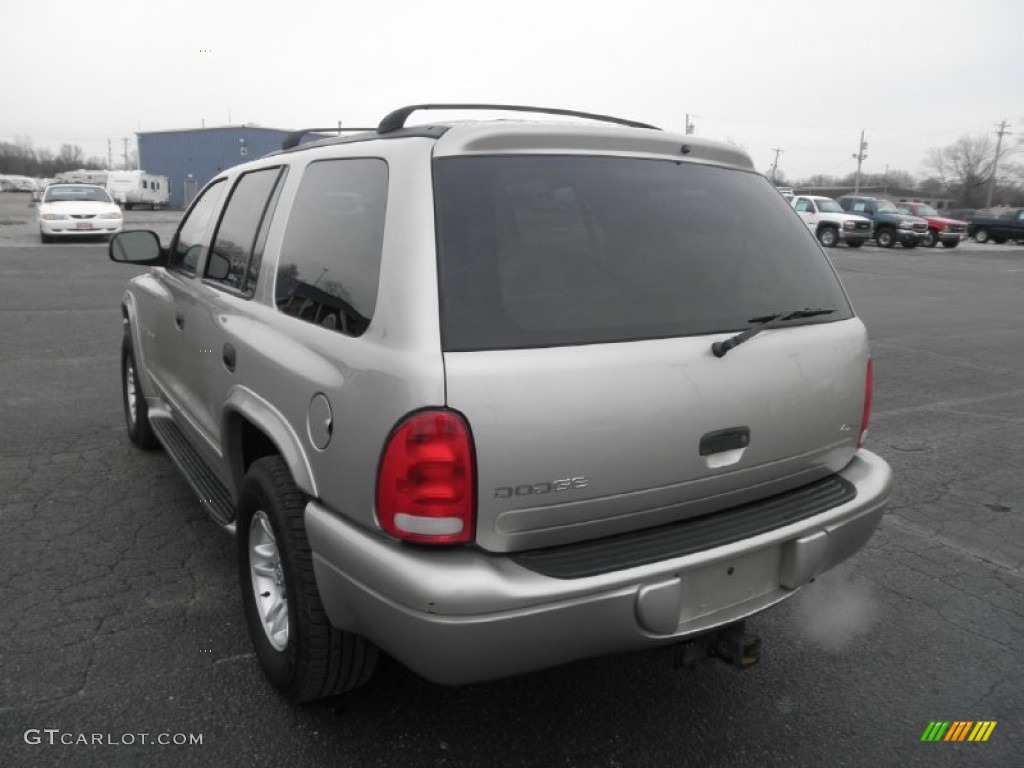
3 0 1021 181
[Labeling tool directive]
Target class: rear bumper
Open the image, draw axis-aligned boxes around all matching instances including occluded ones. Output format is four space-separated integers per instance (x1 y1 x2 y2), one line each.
307 449 892 684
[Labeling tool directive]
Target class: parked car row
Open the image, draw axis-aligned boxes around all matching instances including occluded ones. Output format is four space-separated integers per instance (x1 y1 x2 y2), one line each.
789 193 980 250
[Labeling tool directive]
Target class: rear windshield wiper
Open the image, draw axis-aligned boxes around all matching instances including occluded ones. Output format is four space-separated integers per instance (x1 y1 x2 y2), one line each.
712 308 835 358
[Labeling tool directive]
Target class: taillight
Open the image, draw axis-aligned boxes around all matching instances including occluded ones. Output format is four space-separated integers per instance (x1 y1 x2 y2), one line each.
858 357 873 449
376 409 475 544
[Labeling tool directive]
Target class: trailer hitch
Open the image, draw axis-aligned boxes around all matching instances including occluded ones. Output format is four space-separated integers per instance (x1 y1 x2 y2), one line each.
672 621 762 670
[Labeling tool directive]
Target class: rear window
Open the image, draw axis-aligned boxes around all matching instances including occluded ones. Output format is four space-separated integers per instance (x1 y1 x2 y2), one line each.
433 155 853 351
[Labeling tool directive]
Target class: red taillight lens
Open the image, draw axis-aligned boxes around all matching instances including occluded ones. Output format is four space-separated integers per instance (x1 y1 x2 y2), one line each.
858 357 873 449
376 409 475 544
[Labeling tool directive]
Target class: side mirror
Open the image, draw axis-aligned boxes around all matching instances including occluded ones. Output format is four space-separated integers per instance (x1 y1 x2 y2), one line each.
109 230 167 266
206 251 231 280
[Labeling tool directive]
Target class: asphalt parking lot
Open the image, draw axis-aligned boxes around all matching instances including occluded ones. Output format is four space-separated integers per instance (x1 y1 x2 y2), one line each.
1 191 1021 767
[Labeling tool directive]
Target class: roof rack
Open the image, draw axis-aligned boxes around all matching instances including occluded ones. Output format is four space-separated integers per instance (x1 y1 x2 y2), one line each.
377 104 660 134
281 127 375 151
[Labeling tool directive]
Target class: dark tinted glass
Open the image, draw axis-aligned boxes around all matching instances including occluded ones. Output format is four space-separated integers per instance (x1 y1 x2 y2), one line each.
169 179 225 273
275 159 388 336
434 155 852 351
206 167 283 292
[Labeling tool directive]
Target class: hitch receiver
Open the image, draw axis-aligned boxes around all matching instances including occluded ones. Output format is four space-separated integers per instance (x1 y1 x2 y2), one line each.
710 621 761 669
672 621 762 670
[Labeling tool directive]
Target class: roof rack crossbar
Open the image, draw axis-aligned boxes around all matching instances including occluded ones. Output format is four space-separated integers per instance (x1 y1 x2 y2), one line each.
281 127 375 151
377 104 660 134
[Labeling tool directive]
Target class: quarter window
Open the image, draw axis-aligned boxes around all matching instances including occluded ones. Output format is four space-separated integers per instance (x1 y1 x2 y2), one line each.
168 179 226 274
275 159 388 336
205 167 285 293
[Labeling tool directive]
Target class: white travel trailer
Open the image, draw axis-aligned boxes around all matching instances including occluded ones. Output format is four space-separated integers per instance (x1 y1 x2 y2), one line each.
105 170 170 209
55 169 109 186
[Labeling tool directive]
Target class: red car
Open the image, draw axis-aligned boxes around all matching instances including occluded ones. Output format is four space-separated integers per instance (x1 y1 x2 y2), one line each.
895 201 968 249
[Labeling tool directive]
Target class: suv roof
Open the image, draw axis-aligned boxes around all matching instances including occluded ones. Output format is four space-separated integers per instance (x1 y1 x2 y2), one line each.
275 107 755 174
279 103 661 150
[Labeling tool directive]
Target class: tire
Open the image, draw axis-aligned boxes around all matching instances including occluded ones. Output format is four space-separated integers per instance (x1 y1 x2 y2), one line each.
846 240 864 249
817 227 839 248
237 456 378 702
875 228 895 248
973 228 989 243
924 230 939 248
40 231 53 244
121 335 160 450
941 240 959 249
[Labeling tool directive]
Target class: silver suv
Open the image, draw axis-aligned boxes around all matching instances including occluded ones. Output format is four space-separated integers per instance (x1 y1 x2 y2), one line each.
110 104 892 702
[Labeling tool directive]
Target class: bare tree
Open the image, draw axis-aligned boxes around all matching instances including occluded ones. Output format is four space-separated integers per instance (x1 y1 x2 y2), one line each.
57 143 84 168
922 134 1021 207
800 174 841 188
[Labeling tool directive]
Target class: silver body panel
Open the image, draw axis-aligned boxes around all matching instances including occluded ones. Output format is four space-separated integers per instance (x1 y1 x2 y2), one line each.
446 319 868 553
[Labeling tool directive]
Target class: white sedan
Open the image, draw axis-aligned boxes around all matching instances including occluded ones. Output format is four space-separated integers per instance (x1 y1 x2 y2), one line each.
38 184 123 243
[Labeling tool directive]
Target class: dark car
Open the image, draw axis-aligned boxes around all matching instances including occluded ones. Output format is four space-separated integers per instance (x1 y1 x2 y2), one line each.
837 196 928 248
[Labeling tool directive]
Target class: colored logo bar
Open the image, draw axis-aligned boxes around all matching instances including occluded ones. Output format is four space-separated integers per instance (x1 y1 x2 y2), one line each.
921 721 997 742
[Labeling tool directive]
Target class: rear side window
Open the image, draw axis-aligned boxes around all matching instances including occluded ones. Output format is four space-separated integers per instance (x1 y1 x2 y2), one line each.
275 159 388 336
434 155 853 351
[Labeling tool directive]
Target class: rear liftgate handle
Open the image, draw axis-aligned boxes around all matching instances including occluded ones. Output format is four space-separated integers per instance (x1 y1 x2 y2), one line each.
699 427 751 469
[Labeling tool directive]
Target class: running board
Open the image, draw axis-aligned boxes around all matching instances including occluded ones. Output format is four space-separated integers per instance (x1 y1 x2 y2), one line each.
150 417 235 526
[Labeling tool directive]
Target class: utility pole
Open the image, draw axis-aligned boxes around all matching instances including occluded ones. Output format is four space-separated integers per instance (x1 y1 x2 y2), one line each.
852 130 868 193
107 139 112 169
122 138 129 170
985 120 1011 208
769 147 784 184
685 114 695 135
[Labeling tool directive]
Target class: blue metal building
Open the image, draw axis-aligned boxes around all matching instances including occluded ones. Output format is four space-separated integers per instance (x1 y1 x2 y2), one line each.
137 125 297 208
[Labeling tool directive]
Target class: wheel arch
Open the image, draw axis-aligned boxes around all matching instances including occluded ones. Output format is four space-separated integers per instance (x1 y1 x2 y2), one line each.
120 292 158 396
223 387 318 500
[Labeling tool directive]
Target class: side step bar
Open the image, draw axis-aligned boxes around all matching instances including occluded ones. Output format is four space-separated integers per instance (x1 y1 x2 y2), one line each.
150 417 235 526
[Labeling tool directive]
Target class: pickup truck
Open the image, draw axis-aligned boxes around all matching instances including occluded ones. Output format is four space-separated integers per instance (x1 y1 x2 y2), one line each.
894 201 969 249
969 208 1024 244
792 195 872 248
838 196 928 248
